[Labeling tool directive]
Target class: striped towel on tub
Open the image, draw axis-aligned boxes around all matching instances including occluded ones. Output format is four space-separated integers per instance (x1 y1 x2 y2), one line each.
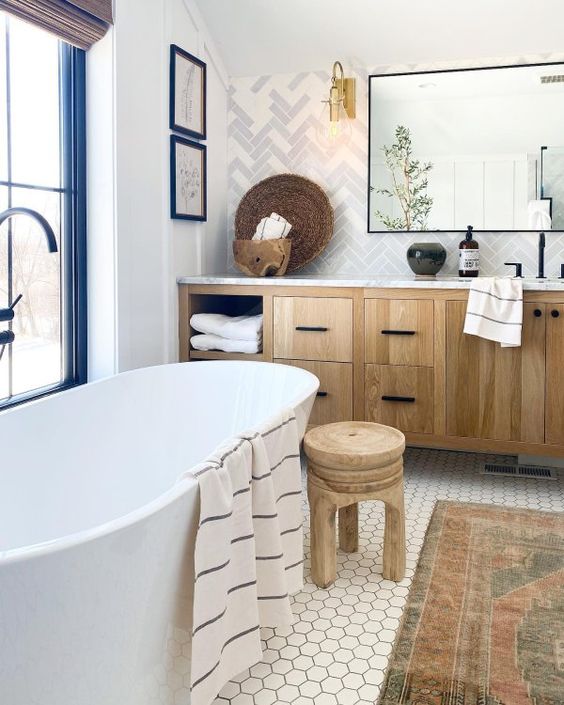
187 410 302 705
463 277 524 347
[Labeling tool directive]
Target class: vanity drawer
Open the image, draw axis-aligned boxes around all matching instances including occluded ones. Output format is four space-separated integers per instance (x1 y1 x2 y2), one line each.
275 359 353 426
273 296 353 362
365 364 434 434
365 299 434 366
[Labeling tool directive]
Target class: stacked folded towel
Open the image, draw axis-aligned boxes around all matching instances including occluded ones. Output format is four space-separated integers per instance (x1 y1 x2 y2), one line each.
252 212 292 240
190 313 263 354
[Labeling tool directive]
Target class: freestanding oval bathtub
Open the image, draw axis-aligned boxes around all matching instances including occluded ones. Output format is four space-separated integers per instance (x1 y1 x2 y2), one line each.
0 361 318 705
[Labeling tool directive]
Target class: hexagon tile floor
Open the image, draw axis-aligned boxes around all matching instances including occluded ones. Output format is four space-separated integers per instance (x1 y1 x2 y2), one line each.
213 447 564 705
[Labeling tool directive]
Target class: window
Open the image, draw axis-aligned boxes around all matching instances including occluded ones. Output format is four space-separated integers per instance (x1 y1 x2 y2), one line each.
0 12 86 409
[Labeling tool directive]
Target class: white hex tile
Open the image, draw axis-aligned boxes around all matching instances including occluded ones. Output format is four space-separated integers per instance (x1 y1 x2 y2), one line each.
271 659 292 675
312 651 333 667
277 684 300 701
241 679 262 695
285 669 308 686
299 680 322 698
262 674 284 691
216 447 563 704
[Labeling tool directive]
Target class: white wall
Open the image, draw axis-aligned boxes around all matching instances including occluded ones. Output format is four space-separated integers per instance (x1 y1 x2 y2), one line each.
87 0 228 378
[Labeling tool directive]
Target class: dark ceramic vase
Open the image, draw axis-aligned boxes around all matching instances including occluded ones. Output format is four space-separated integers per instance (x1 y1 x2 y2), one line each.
406 242 447 276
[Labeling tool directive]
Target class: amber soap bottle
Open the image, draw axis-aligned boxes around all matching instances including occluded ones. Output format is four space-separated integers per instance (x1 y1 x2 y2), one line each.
459 225 479 277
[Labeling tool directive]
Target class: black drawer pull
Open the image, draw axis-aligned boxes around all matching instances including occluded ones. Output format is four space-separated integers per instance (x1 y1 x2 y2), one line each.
551 309 560 318
534 309 543 317
295 326 328 332
381 395 416 403
381 329 416 336
316 391 328 397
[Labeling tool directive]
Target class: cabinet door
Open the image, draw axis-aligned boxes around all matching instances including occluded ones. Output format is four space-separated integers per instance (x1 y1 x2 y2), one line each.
275 359 353 426
446 301 545 443
546 304 564 445
365 299 434 366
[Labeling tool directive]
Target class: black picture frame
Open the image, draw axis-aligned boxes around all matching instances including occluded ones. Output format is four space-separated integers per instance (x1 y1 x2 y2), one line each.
169 44 207 140
170 135 207 221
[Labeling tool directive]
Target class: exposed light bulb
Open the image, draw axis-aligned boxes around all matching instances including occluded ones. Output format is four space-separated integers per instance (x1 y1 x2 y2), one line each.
316 99 352 150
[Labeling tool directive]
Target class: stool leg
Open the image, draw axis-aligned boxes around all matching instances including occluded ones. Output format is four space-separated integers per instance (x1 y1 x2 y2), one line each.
383 482 406 582
338 503 358 553
308 482 337 588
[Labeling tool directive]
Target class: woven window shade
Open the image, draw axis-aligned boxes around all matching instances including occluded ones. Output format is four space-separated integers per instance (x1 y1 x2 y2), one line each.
0 0 113 49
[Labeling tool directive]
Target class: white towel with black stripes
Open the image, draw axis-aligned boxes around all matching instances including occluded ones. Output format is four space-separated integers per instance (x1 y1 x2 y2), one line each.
463 277 524 347
186 410 302 705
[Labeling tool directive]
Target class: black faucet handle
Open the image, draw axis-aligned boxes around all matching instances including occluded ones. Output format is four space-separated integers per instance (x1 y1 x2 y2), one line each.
10 293 22 310
560 264 564 280
504 262 523 278
0 293 22 323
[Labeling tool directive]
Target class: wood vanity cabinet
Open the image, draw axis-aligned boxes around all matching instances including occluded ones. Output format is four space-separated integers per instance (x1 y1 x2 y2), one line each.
178 282 564 458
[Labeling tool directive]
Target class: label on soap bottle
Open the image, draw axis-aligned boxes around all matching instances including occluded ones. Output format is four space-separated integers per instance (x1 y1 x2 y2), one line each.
459 249 480 272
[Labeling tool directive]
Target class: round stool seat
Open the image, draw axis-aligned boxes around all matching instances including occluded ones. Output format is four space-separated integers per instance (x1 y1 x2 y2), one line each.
304 422 405 484
304 421 407 588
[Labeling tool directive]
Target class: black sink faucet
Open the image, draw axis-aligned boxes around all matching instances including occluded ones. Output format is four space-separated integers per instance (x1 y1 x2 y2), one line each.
537 232 546 279
0 207 59 360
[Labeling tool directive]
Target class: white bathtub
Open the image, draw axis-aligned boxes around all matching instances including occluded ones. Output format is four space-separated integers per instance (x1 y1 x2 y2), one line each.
0 361 318 705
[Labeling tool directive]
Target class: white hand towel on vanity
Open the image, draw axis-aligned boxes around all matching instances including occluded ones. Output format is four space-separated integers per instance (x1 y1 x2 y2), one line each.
185 410 303 705
190 313 263 341
463 277 524 347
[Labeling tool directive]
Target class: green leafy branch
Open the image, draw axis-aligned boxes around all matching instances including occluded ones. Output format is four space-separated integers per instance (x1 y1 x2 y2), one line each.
372 125 433 231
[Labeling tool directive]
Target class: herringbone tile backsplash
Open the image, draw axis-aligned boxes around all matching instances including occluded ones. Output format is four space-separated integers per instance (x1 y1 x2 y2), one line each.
227 65 564 277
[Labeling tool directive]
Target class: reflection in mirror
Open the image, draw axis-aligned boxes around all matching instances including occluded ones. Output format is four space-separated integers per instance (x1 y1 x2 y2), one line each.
368 64 564 232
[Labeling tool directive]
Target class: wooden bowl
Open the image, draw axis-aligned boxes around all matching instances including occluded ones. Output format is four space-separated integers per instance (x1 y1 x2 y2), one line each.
233 239 292 277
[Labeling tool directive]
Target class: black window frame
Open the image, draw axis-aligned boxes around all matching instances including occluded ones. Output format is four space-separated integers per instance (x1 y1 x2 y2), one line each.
0 20 87 411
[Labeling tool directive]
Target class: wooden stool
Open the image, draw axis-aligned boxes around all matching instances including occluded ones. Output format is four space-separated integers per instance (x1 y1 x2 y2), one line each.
304 421 406 588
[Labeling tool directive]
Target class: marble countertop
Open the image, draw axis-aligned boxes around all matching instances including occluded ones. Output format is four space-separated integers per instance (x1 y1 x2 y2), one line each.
177 273 564 291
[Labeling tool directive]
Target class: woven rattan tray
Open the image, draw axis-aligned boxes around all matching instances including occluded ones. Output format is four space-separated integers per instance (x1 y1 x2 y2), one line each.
234 174 334 272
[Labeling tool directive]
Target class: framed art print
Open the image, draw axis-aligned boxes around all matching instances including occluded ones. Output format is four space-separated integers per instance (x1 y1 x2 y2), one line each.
169 44 206 140
170 135 207 221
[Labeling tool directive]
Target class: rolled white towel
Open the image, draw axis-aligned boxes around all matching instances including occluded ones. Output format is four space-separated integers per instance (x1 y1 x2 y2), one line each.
252 212 292 240
190 333 262 354
190 313 263 341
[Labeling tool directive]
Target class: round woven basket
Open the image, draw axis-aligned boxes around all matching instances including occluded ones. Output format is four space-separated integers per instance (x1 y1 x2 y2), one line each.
235 174 334 272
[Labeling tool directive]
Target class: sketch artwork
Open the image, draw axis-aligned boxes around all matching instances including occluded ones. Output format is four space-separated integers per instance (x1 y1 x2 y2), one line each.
170 45 206 140
176 142 201 214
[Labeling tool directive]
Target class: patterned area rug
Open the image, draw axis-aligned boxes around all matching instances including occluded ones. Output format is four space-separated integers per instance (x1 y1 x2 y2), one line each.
378 501 564 705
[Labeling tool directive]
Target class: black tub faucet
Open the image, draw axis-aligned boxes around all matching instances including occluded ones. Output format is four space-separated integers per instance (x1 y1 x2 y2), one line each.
0 207 58 360
537 232 546 279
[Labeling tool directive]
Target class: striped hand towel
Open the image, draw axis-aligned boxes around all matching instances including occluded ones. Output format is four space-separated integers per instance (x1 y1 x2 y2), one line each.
188 410 302 705
463 277 523 347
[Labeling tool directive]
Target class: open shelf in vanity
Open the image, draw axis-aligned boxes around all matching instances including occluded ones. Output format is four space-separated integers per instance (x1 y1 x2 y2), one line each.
179 288 270 362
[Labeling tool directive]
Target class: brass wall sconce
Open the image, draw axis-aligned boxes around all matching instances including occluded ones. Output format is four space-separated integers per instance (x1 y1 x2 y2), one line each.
317 61 356 148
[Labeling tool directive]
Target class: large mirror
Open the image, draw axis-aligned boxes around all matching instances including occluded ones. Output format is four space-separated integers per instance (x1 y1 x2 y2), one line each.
368 63 564 232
